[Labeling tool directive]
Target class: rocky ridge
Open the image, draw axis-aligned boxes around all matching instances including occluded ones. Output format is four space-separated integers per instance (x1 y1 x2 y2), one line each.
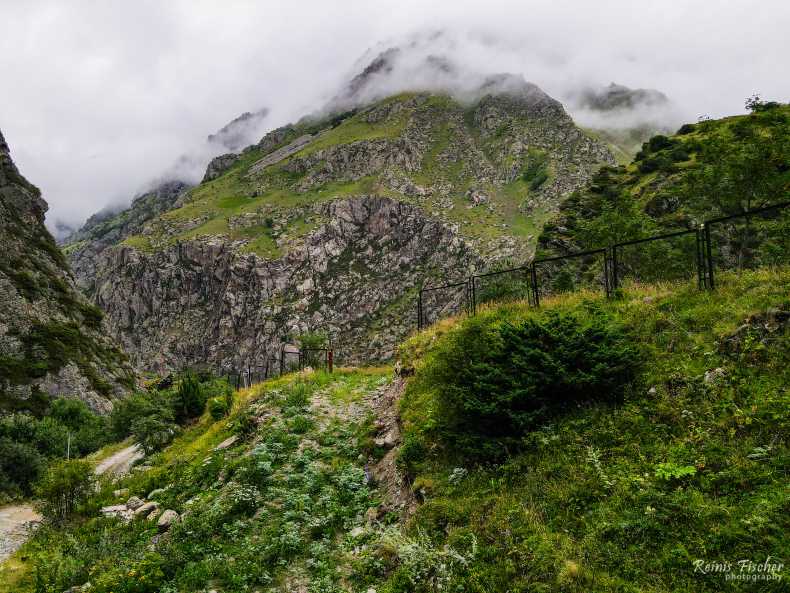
0 129 135 413
65 180 191 293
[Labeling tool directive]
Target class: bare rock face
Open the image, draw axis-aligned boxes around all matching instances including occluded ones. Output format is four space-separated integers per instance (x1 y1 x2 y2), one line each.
202 153 240 182
93 195 480 370
0 129 135 413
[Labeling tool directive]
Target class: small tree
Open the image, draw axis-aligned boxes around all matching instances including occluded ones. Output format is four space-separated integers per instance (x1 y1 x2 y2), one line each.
35 459 95 522
175 372 206 422
109 392 160 440
131 415 177 454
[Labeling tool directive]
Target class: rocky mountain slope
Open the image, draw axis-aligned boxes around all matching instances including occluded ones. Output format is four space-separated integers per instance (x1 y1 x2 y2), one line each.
0 130 135 413
64 180 191 293
64 71 614 372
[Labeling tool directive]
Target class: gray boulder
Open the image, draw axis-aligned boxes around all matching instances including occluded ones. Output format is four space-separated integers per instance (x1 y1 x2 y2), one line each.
157 509 180 532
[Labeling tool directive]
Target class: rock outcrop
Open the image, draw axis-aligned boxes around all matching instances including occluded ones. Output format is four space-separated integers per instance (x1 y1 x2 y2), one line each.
0 129 134 413
93 195 480 370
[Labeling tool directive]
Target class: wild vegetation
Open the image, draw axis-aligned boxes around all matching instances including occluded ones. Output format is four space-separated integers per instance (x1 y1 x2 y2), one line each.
393 268 789 592
1 369 391 593
0 373 231 502
538 99 790 274
0 399 109 500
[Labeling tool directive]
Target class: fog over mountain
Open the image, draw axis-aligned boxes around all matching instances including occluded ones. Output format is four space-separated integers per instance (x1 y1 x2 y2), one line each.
1 0 788 234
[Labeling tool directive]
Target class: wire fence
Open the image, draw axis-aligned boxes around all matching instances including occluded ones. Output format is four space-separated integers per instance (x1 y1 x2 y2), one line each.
418 200 790 328
213 346 334 390
612 229 704 290
417 279 471 330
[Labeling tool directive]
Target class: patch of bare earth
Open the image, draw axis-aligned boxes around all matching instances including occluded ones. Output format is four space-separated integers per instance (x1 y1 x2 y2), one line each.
0 505 42 563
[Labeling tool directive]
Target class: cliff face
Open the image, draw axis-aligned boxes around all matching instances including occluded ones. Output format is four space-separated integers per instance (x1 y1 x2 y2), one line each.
66 75 614 372
0 130 135 413
93 196 478 370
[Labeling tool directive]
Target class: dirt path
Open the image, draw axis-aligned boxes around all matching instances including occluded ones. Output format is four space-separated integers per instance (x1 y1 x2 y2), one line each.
94 443 143 477
0 505 42 563
0 443 143 566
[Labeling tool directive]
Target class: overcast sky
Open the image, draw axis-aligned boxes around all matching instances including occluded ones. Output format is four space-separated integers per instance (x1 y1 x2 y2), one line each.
1 0 788 233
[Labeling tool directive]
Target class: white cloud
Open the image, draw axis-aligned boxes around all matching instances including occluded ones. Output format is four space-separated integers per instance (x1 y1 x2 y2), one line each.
1 0 788 232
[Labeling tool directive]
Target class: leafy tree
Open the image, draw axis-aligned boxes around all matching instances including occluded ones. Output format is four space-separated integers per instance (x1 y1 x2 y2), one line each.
131 415 177 454
109 392 161 440
35 459 95 521
684 104 790 268
48 398 94 431
32 417 70 458
49 398 109 456
0 437 44 494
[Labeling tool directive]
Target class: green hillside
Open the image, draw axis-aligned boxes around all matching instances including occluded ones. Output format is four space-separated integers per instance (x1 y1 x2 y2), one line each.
539 100 790 259
4 267 788 592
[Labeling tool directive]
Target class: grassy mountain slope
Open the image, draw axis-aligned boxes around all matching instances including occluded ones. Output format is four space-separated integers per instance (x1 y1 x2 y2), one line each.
395 268 790 592
4 267 788 592
116 88 612 262
539 102 790 258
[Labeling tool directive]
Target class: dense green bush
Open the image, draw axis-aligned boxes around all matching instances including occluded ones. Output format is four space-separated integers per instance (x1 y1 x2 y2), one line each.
0 437 44 494
131 414 177 454
35 459 95 521
416 305 639 458
174 372 206 422
109 392 163 440
208 396 229 421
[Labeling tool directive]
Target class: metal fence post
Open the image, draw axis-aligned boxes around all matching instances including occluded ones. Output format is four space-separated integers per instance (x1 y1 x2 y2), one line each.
603 250 611 298
611 245 619 291
531 264 540 308
471 276 477 316
704 224 715 290
417 289 423 330
328 350 333 373
695 227 704 290
280 345 285 376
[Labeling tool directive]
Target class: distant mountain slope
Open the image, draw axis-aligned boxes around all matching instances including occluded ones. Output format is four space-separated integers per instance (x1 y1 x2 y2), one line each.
64 180 191 293
65 74 614 372
0 130 134 413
